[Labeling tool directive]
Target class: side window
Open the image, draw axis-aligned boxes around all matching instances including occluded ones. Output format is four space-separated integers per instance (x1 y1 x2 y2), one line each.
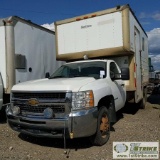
110 62 120 79
110 62 119 74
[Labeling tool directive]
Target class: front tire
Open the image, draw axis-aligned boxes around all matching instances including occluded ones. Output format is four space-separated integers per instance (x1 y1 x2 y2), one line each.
90 106 110 146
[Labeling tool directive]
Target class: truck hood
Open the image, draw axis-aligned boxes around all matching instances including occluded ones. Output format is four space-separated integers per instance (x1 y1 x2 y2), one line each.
12 77 96 92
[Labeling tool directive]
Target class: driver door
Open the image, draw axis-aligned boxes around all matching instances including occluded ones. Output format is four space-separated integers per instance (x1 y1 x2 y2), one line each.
0 73 3 110
109 62 126 111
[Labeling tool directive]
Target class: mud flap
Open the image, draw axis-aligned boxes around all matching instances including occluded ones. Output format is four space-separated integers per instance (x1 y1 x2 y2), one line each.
0 73 3 110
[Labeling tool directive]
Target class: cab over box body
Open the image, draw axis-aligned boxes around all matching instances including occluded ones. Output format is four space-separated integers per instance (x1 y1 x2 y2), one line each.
6 5 149 146
55 4 149 103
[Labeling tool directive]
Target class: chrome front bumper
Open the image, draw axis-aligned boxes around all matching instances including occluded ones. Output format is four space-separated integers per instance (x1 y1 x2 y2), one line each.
6 106 98 139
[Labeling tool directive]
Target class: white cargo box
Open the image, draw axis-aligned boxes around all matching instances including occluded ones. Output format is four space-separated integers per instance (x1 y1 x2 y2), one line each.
55 5 147 61
0 16 63 94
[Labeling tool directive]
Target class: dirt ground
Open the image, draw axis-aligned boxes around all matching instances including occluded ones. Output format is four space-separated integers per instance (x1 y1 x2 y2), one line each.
0 94 159 160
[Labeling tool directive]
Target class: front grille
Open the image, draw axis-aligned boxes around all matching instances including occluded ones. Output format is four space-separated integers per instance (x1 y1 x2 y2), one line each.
12 92 71 115
12 92 66 100
20 104 65 113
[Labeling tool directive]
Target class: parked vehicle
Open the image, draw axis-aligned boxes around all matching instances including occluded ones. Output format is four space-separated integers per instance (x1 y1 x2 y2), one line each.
148 58 160 93
6 5 148 146
0 16 63 111
148 58 159 84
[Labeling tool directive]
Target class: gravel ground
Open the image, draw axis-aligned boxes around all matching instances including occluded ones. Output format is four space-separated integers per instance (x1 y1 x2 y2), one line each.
0 94 159 160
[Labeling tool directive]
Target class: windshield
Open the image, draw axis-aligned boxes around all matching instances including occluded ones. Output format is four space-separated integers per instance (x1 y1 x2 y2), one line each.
50 61 106 79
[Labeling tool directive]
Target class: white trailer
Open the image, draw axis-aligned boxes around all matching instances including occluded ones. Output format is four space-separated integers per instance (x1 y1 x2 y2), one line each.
55 4 149 106
0 16 63 110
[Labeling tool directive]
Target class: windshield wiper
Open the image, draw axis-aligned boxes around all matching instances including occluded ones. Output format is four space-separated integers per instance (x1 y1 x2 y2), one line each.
49 76 66 79
69 74 89 78
69 75 80 78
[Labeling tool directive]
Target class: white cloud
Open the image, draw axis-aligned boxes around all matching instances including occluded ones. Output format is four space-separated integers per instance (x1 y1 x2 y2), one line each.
141 22 151 25
147 28 160 54
41 22 55 31
147 28 160 70
139 12 148 19
152 12 160 21
139 11 160 21
149 55 160 71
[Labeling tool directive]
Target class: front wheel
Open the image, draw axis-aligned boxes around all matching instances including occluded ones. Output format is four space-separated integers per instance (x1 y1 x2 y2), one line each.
90 106 110 146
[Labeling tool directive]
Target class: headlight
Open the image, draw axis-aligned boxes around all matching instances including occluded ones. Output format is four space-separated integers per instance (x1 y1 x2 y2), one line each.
12 106 20 115
10 103 20 116
72 90 94 110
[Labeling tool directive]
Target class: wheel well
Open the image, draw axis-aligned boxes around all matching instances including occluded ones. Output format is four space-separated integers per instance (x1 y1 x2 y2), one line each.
97 95 114 109
97 95 116 123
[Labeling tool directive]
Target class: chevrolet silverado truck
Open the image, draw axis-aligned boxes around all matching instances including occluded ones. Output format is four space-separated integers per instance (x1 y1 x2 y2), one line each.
6 59 129 145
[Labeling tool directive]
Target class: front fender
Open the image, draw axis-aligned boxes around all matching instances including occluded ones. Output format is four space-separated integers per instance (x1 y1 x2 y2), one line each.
79 79 112 106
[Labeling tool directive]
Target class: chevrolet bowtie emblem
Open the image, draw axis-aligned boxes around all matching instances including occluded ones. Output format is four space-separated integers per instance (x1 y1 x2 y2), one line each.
28 98 39 106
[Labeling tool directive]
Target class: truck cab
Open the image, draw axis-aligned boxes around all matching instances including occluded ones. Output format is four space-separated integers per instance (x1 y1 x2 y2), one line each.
6 59 129 146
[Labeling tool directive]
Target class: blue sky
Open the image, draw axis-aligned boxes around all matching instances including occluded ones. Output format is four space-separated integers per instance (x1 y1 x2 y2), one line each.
0 0 160 69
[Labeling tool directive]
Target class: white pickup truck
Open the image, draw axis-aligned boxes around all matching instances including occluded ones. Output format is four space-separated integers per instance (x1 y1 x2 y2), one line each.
6 4 148 146
6 59 129 145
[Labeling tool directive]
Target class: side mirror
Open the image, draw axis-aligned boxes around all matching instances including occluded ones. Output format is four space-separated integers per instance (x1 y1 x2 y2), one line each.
110 71 115 80
45 72 50 78
121 68 130 80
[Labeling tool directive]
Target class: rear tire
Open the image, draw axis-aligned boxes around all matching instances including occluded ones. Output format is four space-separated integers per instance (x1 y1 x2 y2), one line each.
90 106 110 146
140 87 147 109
